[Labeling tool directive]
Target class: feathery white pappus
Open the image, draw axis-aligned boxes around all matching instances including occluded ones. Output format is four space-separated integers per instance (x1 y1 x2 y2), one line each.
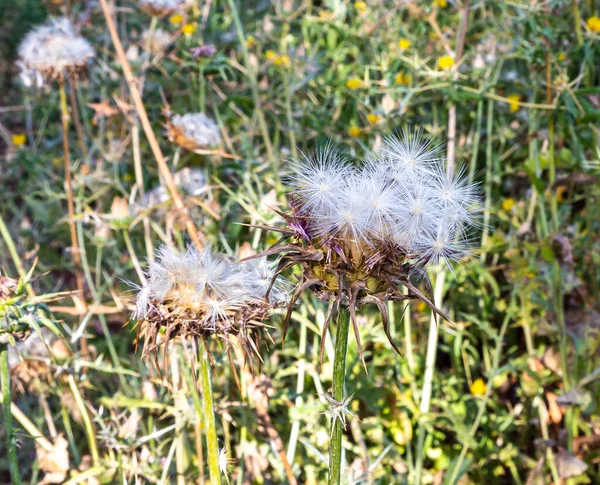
169 112 222 149
17 17 95 80
286 130 482 267
134 245 287 320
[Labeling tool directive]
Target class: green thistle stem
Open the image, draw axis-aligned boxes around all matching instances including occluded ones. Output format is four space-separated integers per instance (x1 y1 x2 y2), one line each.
199 340 221 485
328 309 350 485
1 343 22 485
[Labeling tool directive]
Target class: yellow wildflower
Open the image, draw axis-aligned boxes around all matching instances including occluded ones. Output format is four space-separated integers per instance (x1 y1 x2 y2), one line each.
556 185 567 203
274 55 290 67
169 13 183 26
246 35 256 48
507 94 520 112
470 378 487 396
265 50 277 60
398 38 411 50
438 55 455 70
416 300 427 312
182 23 196 36
346 78 363 90
395 72 412 85
502 198 515 211
586 16 600 33
557 52 566 61
354 1 367 12
348 127 362 137
434 0 447 7
12 134 26 146
367 114 381 124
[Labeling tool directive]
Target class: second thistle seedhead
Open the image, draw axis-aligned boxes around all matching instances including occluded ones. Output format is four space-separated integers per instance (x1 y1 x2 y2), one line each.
249 130 481 360
166 112 222 151
134 245 287 364
17 17 95 82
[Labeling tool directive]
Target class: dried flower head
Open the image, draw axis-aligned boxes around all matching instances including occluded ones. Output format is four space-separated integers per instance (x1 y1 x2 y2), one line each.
17 17 95 81
139 0 187 16
141 28 172 55
167 112 222 151
134 245 287 361
247 130 481 361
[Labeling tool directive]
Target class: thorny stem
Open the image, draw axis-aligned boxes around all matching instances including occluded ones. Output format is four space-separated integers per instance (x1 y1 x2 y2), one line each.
199 340 221 485
1 344 22 485
328 309 350 485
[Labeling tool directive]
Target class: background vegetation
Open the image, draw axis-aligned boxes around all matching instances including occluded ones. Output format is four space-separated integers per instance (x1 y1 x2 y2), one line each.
1 0 600 484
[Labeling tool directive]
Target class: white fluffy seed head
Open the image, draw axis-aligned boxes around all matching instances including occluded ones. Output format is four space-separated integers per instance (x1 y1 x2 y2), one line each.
170 112 222 148
135 246 288 318
286 144 355 216
287 131 481 266
17 18 94 80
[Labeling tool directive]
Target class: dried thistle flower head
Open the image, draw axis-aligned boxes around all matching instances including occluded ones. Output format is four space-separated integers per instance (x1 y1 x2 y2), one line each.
17 17 95 81
167 112 222 151
141 28 172 56
134 245 287 360
139 0 187 16
250 129 481 361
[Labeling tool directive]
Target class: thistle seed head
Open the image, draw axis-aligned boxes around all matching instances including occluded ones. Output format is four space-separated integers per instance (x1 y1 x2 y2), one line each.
17 18 95 82
168 112 222 151
134 245 288 359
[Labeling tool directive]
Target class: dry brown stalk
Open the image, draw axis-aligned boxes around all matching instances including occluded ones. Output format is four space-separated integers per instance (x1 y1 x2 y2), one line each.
98 0 205 249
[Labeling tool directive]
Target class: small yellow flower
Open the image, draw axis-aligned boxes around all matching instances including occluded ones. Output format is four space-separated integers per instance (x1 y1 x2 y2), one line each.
265 50 277 60
502 198 515 211
169 13 183 26
354 1 367 12
274 55 290 67
434 0 447 7
416 300 427 312
367 114 381 124
398 38 411 50
246 35 256 48
470 378 487 396
12 134 26 146
182 23 196 36
586 16 600 33
438 55 455 70
507 94 520 112
348 127 362 137
556 185 567 203
557 52 566 61
395 72 412 85
346 78 363 90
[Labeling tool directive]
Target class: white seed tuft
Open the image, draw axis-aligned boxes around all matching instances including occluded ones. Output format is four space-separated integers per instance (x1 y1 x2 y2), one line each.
17 18 95 80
